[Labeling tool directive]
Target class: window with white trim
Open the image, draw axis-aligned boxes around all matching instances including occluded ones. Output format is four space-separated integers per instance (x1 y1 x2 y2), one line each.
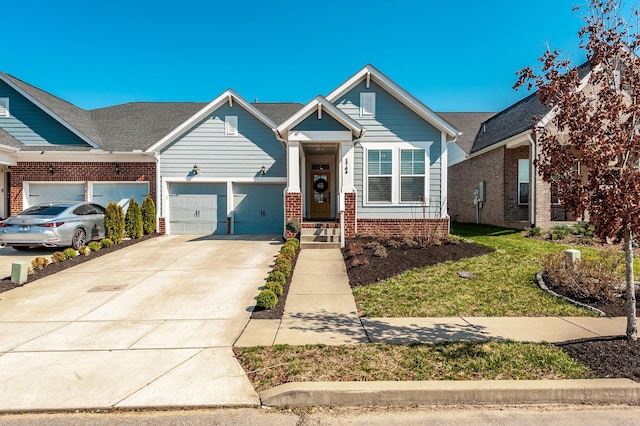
0 98 8 117
360 92 375 117
367 149 392 202
225 115 238 136
400 149 426 202
518 159 529 205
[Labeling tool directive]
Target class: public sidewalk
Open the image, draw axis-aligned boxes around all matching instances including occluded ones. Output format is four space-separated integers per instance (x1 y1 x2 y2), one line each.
236 249 627 347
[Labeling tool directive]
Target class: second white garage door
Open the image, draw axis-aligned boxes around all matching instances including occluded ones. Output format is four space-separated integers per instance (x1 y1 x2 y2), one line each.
92 183 149 208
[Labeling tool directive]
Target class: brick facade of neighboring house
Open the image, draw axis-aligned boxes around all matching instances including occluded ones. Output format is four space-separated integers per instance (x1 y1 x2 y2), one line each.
9 161 156 215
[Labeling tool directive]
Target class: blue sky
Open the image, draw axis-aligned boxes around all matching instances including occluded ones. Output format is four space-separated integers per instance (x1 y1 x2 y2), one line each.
3 0 590 112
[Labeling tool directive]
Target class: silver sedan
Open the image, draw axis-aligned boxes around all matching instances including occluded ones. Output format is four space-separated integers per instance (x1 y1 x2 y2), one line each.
0 202 106 250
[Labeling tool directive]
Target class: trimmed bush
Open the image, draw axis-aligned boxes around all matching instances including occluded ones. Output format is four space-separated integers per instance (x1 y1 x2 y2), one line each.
141 194 156 235
78 245 91 256
31 256 49 270
101 238 114 248
274 261 292 277
51 251 66 263
265 281 283 296
549 225 572 241
105 202 125 243
88 241 101 252
124 198 144 239
267 270 286 285
526 226 542 237
256 289 278 309
280 245 296 259
285 237 300 250
63 248 78 259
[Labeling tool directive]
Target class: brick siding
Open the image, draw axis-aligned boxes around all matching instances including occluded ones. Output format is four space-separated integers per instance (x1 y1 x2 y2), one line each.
285 192 302 239
9 161 156 215
356 218 449 239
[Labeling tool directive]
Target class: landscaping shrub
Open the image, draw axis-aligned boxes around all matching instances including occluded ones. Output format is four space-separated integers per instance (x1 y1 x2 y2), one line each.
265 281 283 296
549 225 572 240
541 251 622 302
365 241 383 250
101 238 114 248
280 245 296 259
256 289 278 309
31 256 49 270
63 248 78 259
88 241 101 252
373 245 388 258
274 258 292 277
267 271 286 285
526 226 542 237
141 194 156 235
78 245 91 256
350 256 370 267
403 239 419 248
51 251 66 263
105 202 125 243
124 198 144 239
286 218 301 234
285 237 300 250
386 239 403 249
348 242 364 256
573 222 596 238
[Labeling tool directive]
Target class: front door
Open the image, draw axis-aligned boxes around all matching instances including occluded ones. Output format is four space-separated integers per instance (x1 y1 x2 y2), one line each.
310 172 331 219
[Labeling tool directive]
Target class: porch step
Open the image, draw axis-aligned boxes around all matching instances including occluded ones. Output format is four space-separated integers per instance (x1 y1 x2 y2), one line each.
300 226 341 249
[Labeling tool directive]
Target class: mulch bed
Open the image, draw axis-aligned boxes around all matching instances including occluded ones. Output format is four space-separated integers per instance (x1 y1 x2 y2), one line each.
0 233 158 293
342 238 494 287
249 250 299 320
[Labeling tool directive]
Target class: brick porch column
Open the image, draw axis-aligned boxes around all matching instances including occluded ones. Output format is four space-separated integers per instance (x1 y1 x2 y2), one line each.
285 192 302 239
343 192 356 239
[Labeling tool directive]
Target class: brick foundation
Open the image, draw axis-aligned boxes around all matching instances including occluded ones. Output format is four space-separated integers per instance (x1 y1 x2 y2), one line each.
343 192 356 238
158 217 166 235
356 218 449 239
285 192 302 239
9 161 156 215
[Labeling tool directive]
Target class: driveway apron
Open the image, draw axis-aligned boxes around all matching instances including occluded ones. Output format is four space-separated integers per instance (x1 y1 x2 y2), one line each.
0 235 282 412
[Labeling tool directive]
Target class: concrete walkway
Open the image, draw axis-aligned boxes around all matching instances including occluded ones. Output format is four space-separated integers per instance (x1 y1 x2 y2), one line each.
236 249 627 347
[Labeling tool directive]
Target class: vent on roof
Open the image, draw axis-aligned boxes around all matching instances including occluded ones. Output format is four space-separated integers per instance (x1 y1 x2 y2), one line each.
0 98 8 117
225 115 238 136
360 93 375 117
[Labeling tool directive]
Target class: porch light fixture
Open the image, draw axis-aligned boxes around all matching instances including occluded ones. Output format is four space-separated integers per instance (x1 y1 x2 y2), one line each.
192 164 199 176
261 165 266 176
48 164 54 175
115 163 120 175
344 158 348 174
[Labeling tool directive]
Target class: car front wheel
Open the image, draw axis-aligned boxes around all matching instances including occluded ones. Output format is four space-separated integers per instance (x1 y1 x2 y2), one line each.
72 228 87 250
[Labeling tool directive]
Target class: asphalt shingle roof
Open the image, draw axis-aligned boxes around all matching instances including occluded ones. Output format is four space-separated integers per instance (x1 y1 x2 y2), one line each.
470 61 592 154
0 128 22 148
437 112 496 154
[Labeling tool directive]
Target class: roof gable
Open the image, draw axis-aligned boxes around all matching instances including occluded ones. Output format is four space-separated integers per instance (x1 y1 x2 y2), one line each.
146 89 279 152
276 96 364 140
326 64 460 138
0 73 100 148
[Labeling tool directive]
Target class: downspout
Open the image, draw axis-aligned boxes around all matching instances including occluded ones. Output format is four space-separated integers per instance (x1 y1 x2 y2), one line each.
528 133 536 227
152 151 161 234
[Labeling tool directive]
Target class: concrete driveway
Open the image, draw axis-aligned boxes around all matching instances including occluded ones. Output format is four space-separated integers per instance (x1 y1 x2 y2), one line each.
0 235 282 412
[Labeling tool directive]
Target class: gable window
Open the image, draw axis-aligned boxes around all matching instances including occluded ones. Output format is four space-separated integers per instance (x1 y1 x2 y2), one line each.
518 159 529 205
0 98 8 117
367 149 392 202
360 92 376 117
225 115 238 136
400 149 426 202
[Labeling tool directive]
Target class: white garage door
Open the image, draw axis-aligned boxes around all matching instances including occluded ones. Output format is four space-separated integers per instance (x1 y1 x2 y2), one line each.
28 183 84 206
92 183 149 209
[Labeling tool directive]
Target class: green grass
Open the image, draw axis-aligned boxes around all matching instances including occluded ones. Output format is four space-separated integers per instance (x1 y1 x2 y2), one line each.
353 223 623 317
235 342 594 391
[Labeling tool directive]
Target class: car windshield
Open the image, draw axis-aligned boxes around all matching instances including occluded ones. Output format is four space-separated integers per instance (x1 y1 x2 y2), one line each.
20 205 69 216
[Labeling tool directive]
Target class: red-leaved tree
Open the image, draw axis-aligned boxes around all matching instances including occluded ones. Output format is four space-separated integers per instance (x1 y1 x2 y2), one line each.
515 0 638 340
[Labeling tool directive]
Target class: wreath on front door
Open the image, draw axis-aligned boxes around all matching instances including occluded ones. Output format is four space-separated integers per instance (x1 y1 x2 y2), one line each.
313 178 328 193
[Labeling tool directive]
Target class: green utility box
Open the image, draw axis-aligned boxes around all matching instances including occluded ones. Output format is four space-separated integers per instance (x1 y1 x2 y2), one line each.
11 261 29 285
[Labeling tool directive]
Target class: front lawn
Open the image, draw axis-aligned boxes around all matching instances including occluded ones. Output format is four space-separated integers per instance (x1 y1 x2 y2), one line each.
353 223 608 317
235 342 593 392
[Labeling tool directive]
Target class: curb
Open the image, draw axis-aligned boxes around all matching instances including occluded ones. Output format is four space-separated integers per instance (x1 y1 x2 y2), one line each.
259 379 640 407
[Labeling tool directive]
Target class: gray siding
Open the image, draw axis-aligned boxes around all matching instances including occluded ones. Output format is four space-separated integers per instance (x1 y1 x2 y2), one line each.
0 81 89 146
160 104 285 178
340 81 444 219
293 113 348 131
